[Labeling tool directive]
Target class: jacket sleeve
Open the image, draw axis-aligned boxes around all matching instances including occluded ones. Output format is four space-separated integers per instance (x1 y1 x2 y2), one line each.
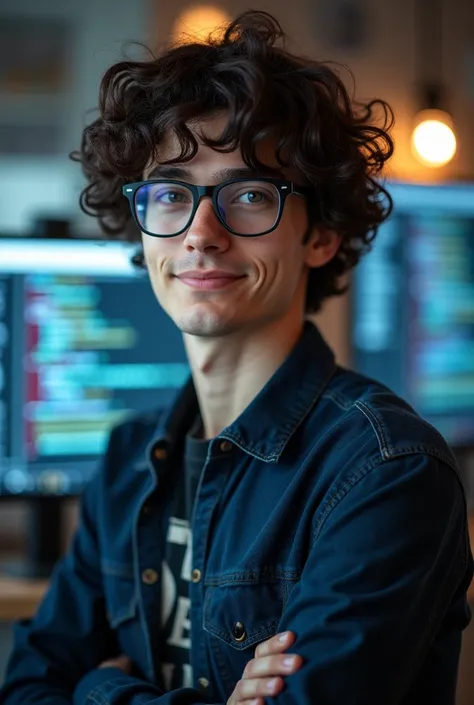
72 452 472 705
0 448 118 704
270 452 472 704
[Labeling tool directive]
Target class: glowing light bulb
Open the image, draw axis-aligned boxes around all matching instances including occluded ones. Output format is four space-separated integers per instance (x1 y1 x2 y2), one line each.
411 108 457 167
173 5 231 44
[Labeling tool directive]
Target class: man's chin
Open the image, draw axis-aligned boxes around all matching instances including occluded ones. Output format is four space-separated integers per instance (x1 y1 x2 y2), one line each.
178 321 236 338
174 308 238 338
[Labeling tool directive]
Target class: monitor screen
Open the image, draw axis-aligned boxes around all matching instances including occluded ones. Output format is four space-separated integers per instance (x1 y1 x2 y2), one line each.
0 238 189 497
351 181 474 447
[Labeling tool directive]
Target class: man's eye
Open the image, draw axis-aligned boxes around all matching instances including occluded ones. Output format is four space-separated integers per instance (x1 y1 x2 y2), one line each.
153 190 189 203
237 191 266 204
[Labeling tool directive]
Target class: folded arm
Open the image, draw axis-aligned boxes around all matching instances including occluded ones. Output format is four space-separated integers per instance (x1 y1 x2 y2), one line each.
71 452 471 705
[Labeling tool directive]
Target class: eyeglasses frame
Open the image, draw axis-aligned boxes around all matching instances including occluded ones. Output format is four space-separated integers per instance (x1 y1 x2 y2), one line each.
122 177 314 238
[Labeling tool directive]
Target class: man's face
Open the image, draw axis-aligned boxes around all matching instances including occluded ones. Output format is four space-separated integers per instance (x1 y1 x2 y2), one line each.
141 113 336 338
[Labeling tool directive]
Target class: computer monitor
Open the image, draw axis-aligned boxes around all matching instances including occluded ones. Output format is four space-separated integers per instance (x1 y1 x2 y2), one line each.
0 237 189 575
351 181 474 449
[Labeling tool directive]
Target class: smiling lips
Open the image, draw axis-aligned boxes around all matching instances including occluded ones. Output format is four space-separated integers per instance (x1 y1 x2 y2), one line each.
175 270 245 290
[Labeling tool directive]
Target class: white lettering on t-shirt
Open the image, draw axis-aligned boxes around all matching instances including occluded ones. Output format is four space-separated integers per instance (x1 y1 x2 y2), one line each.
161 516 194 688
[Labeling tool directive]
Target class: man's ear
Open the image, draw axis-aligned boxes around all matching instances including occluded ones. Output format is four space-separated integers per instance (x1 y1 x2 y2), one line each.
304 228 342 269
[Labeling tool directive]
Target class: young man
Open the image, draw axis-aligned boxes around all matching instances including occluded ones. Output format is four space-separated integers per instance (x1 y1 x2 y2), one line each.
2 10 472 705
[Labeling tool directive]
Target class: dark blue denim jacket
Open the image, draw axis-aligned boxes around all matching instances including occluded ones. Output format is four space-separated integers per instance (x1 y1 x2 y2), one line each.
2 323 473 705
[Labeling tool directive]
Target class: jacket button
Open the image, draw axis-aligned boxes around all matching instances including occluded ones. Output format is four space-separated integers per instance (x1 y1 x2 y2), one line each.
219 440 232 452
197 677 209 690
153 447 168 461
191 568 202 583
141 568 159 585
232 621 246 642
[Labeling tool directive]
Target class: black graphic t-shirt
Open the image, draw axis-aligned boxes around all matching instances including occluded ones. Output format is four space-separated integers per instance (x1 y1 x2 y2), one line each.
159 421 210 691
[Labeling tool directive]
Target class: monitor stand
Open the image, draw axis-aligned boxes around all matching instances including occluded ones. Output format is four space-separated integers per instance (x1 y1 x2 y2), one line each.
2 497 63 579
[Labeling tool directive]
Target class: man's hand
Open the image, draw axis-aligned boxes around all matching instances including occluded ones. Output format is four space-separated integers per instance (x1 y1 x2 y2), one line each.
98 654 132 674
227 631 303 705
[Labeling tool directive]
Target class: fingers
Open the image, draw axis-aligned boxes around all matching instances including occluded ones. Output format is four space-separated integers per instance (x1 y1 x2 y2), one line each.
254 631 296 658
226 632 302 705
116 655 132 671
232 675 285 702
98 654 132 673
242 653 303 680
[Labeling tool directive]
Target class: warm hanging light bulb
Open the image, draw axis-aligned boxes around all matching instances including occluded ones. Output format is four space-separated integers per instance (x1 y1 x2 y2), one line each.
173 5 231 44
412 0 457 169
411 107 457 167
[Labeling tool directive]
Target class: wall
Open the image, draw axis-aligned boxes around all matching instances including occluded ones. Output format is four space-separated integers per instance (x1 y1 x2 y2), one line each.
0 0 150 235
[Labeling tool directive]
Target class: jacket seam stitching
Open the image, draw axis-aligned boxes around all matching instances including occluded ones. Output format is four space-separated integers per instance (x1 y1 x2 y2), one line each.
354 400 389 458
320 390 354 411
312 453 461 542
312 456 385 541
220 365 338 461
354 400 460 473
86 677 119 705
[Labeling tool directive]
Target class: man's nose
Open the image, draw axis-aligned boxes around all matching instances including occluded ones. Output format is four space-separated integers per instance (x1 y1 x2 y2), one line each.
183 198 231 253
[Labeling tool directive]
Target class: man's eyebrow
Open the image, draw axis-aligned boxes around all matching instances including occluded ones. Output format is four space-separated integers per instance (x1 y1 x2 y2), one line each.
211 166 286 181
146 166 193 180
145 165 286 182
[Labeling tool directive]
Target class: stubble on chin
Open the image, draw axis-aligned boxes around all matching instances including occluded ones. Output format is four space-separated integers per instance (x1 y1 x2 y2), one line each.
175 307 237 338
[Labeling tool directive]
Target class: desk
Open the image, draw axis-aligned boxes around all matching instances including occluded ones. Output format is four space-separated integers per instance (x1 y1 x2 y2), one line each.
0 575 48 621
0 520 472 621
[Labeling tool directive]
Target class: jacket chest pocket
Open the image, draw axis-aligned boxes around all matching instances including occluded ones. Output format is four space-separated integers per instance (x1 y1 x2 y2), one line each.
203 581 289 695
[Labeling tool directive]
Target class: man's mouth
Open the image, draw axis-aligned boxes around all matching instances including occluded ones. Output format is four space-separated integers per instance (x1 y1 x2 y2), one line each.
175 270 245 290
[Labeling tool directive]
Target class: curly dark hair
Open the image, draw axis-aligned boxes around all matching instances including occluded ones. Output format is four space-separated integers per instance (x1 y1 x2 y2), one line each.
72 9 394 314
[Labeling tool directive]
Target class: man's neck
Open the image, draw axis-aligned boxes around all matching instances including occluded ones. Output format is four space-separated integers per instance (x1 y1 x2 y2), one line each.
183 317 305 439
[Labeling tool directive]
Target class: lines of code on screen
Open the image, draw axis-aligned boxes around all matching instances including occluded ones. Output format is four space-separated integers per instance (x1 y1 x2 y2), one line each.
0 269 188 494
23 273 188 460
352 209 474 446
406 215 474 441
0 276 12 463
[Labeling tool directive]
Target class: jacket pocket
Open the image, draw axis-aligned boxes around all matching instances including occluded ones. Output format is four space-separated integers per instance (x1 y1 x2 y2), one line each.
204 582 282 650
203 581 287 695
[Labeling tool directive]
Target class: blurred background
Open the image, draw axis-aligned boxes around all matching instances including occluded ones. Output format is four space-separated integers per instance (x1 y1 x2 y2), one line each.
0 0 473 701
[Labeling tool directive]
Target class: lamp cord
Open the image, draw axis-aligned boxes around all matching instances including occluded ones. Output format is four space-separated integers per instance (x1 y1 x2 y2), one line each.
414 0 445 108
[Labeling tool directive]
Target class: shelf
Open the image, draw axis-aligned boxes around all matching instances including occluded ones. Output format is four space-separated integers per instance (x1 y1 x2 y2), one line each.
0 573 48 620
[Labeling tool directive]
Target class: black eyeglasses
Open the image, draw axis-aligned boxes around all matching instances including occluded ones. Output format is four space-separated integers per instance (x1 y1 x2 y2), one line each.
122 178 313 238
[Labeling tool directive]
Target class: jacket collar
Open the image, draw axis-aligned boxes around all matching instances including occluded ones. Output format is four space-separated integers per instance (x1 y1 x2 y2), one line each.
146 321 337 465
